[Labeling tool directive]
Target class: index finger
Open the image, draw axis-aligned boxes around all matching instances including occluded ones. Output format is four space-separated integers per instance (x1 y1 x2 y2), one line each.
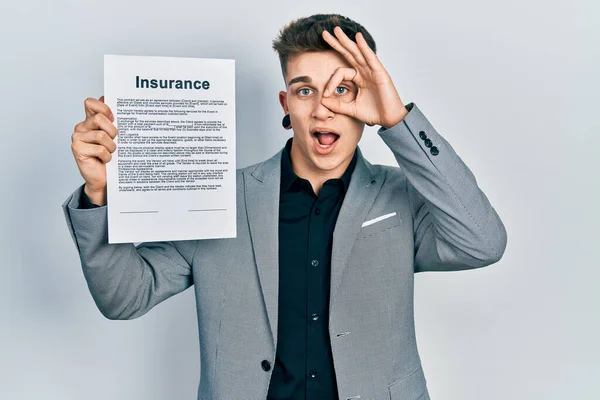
84 96 114 122
323 67 357 98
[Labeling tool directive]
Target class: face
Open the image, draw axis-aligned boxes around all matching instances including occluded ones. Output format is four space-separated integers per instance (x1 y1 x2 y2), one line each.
279 50 365 180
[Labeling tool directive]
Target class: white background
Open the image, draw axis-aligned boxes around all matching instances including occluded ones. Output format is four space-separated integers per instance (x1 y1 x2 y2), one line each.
1 0 597 399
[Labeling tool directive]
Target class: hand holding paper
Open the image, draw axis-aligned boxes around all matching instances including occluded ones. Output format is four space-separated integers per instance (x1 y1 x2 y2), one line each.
71 96 117 206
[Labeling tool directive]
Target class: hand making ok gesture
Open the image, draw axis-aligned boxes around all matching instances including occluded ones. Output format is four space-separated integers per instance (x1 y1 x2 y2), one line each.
321 26 408 129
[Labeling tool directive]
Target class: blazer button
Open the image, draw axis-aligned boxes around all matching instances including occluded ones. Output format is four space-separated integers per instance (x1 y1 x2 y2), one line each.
419 131 427 140
261 360 271 371
430 146 439 156
424 138 432 148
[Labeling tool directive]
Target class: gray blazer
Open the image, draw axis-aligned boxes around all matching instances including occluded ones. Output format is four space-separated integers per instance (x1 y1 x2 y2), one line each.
62 103 507 400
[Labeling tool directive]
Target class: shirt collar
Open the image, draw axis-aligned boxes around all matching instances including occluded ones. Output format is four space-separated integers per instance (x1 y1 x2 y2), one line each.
280 137 358 193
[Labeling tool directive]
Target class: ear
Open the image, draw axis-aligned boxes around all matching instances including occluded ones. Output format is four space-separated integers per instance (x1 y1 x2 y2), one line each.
278 90 289 114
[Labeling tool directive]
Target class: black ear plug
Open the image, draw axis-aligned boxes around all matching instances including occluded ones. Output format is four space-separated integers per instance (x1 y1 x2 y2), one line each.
282 114 292 130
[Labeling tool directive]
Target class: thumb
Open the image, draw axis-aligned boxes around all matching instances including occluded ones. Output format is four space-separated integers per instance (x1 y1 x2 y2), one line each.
321 97 355 118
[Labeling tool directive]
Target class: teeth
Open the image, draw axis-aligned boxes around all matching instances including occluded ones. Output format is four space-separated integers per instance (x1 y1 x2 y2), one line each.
313 131 337 149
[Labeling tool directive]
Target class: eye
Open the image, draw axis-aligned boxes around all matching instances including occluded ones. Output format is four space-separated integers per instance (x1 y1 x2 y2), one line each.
335 87 349 95
297 88 313 96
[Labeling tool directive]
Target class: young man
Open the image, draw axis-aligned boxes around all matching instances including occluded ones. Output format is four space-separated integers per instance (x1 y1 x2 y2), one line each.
64 14 507 400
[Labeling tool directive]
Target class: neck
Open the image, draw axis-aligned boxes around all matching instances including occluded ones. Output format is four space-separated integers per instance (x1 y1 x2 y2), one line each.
289 142 354 196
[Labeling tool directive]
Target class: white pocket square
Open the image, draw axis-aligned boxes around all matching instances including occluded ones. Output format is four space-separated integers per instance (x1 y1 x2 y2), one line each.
361 212 397 227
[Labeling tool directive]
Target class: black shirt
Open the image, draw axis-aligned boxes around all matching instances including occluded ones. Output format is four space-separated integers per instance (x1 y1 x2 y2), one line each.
79 137 358 399
267 137 357 400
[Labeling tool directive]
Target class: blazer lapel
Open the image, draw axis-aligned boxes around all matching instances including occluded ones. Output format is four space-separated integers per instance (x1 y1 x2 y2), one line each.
243 145 385 347
244 149 283 349
330 147 386 311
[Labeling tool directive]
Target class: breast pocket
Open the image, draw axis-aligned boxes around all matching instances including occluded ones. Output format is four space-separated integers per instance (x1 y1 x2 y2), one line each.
358 212 403 240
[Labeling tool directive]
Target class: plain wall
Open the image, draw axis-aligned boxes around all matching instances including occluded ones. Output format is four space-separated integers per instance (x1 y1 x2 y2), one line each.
1 0 597 398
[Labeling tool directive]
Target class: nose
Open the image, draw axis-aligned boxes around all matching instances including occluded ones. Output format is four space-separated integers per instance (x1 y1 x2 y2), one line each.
311 94 334 121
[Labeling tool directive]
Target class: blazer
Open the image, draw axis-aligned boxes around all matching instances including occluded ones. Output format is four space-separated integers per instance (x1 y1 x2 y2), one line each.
62 102 507 400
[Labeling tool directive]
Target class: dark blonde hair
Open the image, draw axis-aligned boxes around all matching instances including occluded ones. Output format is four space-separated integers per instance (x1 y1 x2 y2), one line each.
272 14 377 79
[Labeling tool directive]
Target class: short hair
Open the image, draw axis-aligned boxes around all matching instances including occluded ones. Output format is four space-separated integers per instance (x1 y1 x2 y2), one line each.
272 14 377 80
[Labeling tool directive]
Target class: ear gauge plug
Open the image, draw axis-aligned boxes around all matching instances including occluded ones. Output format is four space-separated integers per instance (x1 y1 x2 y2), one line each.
282 114 292 130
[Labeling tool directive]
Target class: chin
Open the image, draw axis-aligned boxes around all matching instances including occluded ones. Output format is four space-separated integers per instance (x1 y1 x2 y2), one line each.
310 154 345 172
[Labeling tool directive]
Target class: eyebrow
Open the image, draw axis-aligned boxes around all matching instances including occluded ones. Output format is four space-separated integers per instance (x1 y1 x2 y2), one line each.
287 76 312 86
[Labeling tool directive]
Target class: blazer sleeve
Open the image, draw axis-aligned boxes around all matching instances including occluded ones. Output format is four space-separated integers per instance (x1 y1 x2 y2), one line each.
378 103 507 272
62 184 196 319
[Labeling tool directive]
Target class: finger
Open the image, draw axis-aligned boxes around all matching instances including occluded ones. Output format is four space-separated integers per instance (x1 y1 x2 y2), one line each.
320 96 356 118
72 129 117 153
84 96 114 122
74 113 118 139
324 67 356 97
332 26 368 68
72 141 113 164
355 32 382 70
322 29 360 68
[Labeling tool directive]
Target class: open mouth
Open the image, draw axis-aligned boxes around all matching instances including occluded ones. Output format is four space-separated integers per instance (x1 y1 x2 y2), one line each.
312 131 340 148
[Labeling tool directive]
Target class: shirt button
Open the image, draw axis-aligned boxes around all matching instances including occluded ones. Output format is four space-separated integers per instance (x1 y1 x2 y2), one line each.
311 313 319 321
311 259 319 267
261 360 271 371
310 370 318 378
315 208 321 215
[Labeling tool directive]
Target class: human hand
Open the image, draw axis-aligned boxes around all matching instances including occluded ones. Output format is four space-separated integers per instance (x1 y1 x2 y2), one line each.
70 96 117 206
321 26 408 129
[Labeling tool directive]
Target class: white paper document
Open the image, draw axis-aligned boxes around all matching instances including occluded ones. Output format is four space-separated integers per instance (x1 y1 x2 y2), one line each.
104 55 236 244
